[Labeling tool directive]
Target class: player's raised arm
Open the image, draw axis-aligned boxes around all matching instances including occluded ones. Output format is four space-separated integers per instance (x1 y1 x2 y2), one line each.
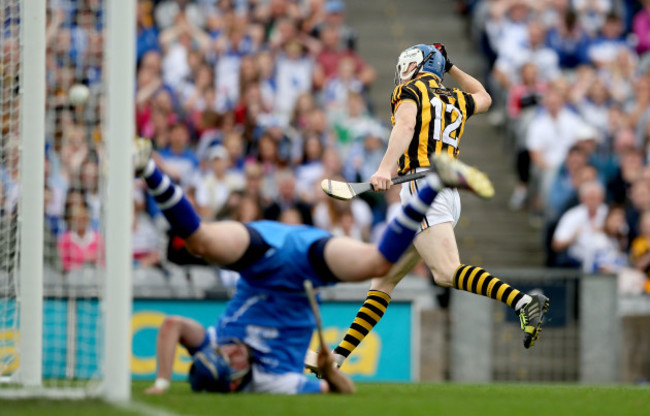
370 101 417 191
447 65 492 114
434 43 492 115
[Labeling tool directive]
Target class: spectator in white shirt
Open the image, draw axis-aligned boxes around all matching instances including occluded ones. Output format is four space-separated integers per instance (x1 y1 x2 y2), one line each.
552 180 608 267
526 87 586 202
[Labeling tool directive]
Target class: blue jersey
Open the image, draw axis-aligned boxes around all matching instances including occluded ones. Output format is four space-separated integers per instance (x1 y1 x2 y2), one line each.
215 221 334 393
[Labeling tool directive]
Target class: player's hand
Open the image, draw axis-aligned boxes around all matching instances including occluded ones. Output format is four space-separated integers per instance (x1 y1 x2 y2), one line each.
370 168 392 192
317 344 355 394
433 43 454 73
317 344 336 376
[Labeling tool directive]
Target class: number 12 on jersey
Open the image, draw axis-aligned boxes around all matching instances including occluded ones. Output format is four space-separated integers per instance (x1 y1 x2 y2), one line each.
431 96 463 149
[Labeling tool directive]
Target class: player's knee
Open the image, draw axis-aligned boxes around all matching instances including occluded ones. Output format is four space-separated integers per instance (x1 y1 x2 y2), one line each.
160 316 182 334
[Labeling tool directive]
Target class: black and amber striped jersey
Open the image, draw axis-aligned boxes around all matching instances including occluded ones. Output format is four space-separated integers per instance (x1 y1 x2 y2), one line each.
390 73 476 175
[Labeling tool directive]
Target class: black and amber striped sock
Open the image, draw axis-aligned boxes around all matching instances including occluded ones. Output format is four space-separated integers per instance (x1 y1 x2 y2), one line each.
453 264 526 311
333 290 391 361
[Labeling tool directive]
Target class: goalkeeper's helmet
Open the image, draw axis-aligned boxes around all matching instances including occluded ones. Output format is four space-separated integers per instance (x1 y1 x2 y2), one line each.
394 44 446 85
188 341 252 393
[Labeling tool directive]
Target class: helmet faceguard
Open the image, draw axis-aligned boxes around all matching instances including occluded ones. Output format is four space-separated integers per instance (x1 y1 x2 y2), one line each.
394 44 446 85
189 340 252 393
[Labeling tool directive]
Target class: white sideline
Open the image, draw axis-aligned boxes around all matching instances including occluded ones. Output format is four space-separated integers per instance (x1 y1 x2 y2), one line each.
120 401 187 416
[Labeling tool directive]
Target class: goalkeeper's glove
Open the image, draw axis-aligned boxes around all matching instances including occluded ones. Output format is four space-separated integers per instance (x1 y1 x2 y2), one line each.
433 43 454 73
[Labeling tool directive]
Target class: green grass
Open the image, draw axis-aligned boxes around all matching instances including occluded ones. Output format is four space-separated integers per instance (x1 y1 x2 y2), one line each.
1 381 649 416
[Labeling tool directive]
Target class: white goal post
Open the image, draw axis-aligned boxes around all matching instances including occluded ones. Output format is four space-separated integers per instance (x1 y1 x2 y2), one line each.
0 0 134 401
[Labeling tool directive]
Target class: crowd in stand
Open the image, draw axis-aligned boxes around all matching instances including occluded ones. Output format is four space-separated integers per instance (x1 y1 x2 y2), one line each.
0 0 396 276
465 0 650 292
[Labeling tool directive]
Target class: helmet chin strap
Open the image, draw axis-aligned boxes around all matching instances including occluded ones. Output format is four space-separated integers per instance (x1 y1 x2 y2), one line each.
410 50 435 81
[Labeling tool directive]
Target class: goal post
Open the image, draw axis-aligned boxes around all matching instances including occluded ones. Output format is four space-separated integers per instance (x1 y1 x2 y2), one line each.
103 0 136 403
18 0 46 389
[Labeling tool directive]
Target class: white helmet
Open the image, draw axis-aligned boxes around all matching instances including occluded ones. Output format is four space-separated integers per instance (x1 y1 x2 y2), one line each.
394 44 445 85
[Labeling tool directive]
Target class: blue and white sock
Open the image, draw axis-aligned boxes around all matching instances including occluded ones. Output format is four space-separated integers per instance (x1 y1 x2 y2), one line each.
142 159 200 238
378 174 442 263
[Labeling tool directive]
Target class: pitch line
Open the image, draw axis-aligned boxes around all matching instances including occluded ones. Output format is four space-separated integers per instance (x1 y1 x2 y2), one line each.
118 400 190 416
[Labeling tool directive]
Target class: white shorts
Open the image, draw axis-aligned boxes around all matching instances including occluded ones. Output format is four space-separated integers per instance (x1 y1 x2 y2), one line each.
399 170 461 231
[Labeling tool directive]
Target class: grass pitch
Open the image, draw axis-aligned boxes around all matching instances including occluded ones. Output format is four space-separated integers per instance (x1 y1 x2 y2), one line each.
1 381 648 416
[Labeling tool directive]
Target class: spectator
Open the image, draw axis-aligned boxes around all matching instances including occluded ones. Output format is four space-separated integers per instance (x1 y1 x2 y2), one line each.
607 149 644 204
195 110 222 160
275 39 318 120
159 12 211 91
181 63 214 114
60 125 89 182
485 0 531 61
313 181 372 241
311 0 357 50
137 0 160 61
330 204 364 240
294 132 325 202
629 209 650 292
232 194 263 222
291 92 317 132
582 204 629 273
633 0 650 56
506 62 548 120
157 122 199 189
625 178 650 242
263 169 313 225
546 10 591 69
195 145 244 220
576 77 613 135
546 145 589 222
80 158 101 229
573 0 614 36
316 23 375 87
132 197 162 268
526 86 585 205
57 202 103 273
154 0 207 30
344 126 388 184
278 206 303 225
552 180 608 267
586 12 632 69
322 56 363 115
506 62 548 210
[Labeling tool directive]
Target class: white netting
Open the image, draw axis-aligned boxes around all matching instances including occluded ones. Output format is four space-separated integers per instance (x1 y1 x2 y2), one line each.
0 0 22 382
1 0 107 394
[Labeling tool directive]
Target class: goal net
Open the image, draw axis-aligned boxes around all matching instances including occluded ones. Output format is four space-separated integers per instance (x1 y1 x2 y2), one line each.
0 0 133 400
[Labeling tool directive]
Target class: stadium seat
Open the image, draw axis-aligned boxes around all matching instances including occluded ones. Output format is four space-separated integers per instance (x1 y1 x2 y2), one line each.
132 267 173 298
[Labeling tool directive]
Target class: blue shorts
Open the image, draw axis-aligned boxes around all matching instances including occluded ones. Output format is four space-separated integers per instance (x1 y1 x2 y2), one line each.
232 221 339 291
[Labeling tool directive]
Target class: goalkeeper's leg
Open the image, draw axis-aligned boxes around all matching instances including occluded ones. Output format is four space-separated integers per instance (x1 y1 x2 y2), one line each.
135 138 250 266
